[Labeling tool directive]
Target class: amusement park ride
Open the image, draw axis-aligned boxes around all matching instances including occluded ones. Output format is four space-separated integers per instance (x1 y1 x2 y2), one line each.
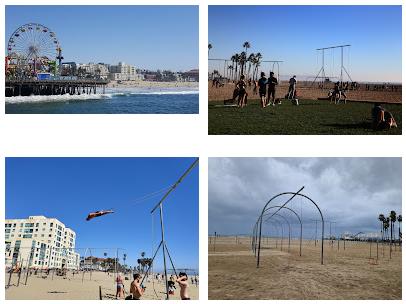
6 23 64 79
5 23 108 97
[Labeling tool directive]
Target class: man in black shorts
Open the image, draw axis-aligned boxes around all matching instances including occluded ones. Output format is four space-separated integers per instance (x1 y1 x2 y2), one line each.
267 72 278 106
257 72 268 107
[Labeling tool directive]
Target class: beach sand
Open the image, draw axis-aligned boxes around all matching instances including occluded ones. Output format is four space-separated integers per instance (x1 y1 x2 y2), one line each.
5 270 199 300
208 82 402 103
209 236 401 300
107 80 199 89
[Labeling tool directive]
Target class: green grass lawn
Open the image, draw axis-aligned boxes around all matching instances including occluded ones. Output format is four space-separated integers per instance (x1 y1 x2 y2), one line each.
208 99 402 135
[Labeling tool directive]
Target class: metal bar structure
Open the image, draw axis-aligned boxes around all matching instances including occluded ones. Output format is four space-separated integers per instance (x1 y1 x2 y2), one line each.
253 205 303 256
262 60 284 84
256 187 325 267
142 158 199 300
272 215 291 252
311 44 352 87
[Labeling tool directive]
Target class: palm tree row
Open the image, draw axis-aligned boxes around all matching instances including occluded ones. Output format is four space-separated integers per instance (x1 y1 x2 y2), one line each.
209 41 264 82
378 211 402 244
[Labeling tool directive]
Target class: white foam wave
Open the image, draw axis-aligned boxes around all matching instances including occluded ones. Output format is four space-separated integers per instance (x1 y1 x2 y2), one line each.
5 93 112 104
128 90 199 95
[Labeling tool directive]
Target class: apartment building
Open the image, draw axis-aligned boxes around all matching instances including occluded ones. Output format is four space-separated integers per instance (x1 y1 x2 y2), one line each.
5 216 80 269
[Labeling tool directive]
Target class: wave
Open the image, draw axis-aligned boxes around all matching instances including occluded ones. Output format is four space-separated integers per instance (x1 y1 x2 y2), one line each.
127 90 199 96
5 93 112 104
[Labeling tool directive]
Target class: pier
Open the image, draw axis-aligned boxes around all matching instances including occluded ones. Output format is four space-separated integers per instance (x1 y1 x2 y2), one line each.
5 79 109 97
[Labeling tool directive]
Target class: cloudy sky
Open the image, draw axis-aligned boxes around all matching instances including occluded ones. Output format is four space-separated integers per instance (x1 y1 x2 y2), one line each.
209 158 402 239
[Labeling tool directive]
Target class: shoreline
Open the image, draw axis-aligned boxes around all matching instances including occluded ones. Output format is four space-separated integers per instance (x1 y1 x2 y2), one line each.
107 80 199 89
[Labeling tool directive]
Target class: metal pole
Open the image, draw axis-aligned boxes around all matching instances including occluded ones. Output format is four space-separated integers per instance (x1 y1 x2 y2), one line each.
160 204 169 300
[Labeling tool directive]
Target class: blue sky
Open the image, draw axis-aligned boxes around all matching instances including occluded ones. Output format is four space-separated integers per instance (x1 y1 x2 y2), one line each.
209 5 402 82
6 5 199 71
6 157 199 273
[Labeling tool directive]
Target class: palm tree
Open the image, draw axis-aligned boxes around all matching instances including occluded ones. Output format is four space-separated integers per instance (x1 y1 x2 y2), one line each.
239 52 247 78
390 211 397 242
384 217 390 241
208 44 212 57
247 53 255 82
242 42 251 75
397 214 402 245
253 53 262 81
378 214 385 241
233 53 240 81
227 65 233 80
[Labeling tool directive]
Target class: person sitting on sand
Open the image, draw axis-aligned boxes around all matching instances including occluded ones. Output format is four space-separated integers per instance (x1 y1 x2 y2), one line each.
116 273 125 299
86 209 114 221
267 72 278 106
236 75 248 107
257 72 268 108
129 273 144 300
176 272 190 300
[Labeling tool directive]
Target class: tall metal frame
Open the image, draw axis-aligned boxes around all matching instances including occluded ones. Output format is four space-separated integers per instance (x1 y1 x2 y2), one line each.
256 187 325 267
140 158 199 300
253 205 303 256
311 44 353 87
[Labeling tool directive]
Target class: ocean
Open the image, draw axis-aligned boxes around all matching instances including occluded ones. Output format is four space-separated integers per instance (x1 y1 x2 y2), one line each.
5 87 199 114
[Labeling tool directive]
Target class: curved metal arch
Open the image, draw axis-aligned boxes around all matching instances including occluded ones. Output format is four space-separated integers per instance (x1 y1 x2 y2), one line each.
252 205 302 255
269 214 291 252
256 188 325 267
267 218 284 251
262 205 303 256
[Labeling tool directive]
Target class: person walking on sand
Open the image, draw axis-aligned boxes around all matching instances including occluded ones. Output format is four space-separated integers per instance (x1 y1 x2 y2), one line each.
116 273 125 299
176 272 190 300
129 273 144 300
267 72 278 106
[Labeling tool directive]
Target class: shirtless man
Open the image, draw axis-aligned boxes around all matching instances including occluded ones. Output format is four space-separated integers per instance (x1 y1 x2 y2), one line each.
130 273 144 300
176 272 190 300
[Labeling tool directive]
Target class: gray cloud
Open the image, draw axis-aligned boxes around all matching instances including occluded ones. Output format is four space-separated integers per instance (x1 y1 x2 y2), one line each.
209 158 402 238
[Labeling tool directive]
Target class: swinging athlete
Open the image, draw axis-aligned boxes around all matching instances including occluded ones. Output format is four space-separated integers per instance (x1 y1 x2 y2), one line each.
86 209 114 221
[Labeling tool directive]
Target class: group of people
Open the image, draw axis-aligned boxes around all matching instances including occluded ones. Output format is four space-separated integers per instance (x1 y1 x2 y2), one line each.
115 272 191 300
228 73 299 107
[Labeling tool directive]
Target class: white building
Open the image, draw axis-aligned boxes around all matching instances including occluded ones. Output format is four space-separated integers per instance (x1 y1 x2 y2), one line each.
77 62 110 79
5 216 80 270
109 62 139 81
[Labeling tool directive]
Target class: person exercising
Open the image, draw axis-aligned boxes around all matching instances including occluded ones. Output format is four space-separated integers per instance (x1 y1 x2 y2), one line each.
176 272 190 300
86 210 114 221
130 273 144 300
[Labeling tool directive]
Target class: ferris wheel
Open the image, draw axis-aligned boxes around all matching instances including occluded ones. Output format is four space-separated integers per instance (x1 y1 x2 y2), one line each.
7 23 60 65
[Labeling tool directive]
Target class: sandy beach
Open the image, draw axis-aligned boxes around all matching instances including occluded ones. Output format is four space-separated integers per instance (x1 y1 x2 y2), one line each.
208 82 402 103
5 270 199 300
209 236 401 300
107 80 199 89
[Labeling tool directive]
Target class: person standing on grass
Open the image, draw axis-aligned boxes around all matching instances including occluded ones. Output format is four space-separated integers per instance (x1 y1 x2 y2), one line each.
236 75 248 107
288 75 297 99
257 72 268 108
267 72 278 106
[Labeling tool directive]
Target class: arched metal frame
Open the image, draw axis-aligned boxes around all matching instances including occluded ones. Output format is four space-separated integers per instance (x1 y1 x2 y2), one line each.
267 218 284 251
256 187 325 267
261 205 303 256
269 214 291 252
